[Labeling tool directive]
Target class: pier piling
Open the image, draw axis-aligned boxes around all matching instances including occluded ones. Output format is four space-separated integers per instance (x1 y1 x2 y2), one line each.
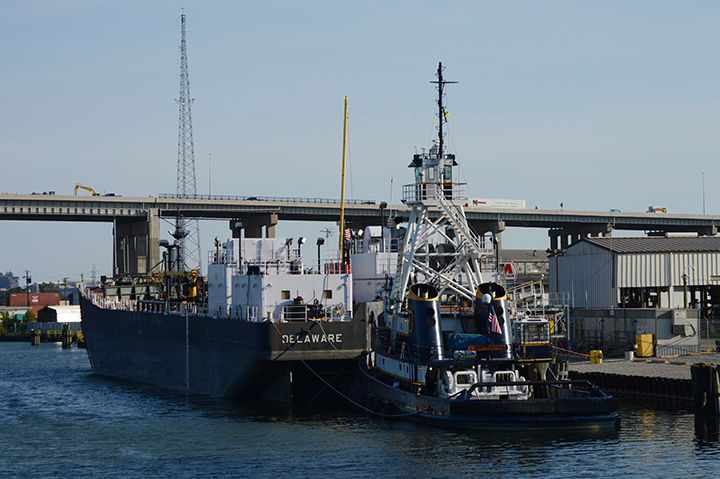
61 323 72 349
692 363 720 416
30 329 41 346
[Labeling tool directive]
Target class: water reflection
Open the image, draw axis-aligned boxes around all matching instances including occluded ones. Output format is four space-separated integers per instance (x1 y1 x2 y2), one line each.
5 342 720 478
695 416 720 444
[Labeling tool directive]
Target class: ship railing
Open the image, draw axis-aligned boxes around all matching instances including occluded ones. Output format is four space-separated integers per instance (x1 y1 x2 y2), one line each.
383 338 443 361
228 305 259 321
321 250 351 275
325 303 350 321
167 302 205 316
373 254 398 276
135 300 206 316
89 295 138 312
138 300 167 313
277 303 349 322
241 259 303 275
401 182 468 204
381 336 513 362
209 250 224 265
352 238 400 255
208 250 236 268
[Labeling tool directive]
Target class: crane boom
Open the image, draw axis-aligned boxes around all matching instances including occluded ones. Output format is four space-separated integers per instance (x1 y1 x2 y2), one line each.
74 183 99 196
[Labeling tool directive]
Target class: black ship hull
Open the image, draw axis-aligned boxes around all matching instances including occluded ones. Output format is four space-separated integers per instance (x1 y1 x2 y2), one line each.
351 361 620 431
80 296 368 403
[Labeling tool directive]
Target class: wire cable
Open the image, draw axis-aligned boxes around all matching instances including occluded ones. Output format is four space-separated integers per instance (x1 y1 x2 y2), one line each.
272 323 431 418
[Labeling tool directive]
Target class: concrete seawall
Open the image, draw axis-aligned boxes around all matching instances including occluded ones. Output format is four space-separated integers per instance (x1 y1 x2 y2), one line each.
569 352 720 404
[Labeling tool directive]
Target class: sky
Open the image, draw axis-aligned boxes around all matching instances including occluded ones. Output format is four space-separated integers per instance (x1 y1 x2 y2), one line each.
1 0 719 284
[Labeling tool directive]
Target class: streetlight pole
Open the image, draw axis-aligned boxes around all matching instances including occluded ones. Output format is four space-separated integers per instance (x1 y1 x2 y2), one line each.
379 202 387 252
25 271 31 310
702 172 706 215
316 238 325 274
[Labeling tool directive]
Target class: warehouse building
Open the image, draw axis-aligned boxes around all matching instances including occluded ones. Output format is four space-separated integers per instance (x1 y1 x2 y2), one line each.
549 236 720 356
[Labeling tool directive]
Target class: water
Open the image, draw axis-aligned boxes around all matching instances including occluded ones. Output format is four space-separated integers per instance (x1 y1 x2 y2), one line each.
2 343 720 479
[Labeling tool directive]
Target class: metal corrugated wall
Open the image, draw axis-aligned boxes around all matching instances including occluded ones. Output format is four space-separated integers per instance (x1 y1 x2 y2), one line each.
667 252 720 287
552 242 720 309
556 241 614 308
617 251 720 288
616 253 668 288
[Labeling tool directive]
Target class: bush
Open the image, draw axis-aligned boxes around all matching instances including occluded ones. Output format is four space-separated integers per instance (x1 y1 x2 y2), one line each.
24 309 37 322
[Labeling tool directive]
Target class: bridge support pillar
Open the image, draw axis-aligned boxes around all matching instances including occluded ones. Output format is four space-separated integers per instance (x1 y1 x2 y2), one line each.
470 220 505 249
242 214 279 238
230 219 243 239
114 208 161 276
549 223 613 251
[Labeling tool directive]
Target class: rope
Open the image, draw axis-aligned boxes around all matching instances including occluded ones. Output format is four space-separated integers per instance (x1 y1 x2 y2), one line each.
308 319 362 360
271 323 432 418
552 345 591 359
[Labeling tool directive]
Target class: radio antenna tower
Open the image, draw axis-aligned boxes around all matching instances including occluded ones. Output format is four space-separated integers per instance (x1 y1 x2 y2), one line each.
174 12 201 272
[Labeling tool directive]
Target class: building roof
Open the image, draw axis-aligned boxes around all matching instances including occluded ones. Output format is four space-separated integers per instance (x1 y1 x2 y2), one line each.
500 249 549 262
581 236 720 254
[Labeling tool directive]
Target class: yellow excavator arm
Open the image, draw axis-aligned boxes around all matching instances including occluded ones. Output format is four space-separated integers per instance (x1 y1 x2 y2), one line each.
74 183 99 196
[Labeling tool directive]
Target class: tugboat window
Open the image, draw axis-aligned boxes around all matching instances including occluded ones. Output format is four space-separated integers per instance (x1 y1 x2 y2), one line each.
323 290 332 299
281 291 290 300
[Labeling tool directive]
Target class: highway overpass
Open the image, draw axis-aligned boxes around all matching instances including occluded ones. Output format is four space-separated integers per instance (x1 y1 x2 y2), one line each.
2 192 718 274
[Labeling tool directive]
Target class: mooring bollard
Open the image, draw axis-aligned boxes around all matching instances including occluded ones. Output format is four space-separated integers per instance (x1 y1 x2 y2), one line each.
691 363 720 416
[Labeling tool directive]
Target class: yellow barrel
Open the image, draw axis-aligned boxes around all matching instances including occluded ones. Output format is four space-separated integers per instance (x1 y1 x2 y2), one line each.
590 350 603 364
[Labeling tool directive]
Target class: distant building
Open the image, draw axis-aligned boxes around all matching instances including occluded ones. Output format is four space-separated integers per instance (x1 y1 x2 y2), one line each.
37 305 81 323
0 272 19 290
500 249 549 287
550 236 720 310
549 236 720 356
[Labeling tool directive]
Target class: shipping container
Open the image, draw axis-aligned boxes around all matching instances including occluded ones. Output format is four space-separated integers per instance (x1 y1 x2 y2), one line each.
7 292 60 307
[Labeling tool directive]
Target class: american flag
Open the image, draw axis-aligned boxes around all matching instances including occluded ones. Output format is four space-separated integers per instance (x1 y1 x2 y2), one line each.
344 228 351 241
489 307 502 334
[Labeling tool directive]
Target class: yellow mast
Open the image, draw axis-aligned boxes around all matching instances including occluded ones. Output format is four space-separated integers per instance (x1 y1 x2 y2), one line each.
339 96 349 264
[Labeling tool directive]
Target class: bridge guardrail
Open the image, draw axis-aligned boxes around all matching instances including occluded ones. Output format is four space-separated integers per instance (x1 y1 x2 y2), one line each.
160 193 377 205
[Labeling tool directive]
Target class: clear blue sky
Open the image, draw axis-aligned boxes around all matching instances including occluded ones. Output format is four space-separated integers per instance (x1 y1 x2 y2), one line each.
1 1 718 283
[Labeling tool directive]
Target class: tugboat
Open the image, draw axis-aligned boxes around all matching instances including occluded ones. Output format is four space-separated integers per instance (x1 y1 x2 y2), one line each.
350 63 619 430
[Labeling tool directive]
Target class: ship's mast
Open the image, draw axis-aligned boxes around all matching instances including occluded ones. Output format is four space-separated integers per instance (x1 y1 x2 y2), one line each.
430 62 457 159
390 64 494 335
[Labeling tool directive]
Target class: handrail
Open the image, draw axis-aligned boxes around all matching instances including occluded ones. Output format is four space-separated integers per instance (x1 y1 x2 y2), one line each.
465 378 594 397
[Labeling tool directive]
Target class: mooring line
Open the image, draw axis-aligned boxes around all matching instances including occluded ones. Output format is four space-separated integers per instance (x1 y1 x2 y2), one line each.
309 319 363 360
271 323 431 418
553 346 591 359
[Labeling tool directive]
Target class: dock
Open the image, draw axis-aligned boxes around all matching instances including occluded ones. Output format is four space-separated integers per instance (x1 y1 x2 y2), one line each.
569 352 720 414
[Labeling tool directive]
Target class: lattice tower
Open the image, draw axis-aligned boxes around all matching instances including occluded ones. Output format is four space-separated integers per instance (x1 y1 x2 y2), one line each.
174 13 201 272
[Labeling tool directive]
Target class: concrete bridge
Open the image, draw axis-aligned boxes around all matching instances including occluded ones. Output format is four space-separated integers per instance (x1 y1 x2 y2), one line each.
2 192 718 275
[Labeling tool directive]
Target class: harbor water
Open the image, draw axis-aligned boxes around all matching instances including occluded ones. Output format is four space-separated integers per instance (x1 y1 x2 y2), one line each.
2 342 720 478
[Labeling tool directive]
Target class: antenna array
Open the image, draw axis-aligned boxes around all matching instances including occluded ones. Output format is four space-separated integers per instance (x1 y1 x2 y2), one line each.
174 12 201 271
